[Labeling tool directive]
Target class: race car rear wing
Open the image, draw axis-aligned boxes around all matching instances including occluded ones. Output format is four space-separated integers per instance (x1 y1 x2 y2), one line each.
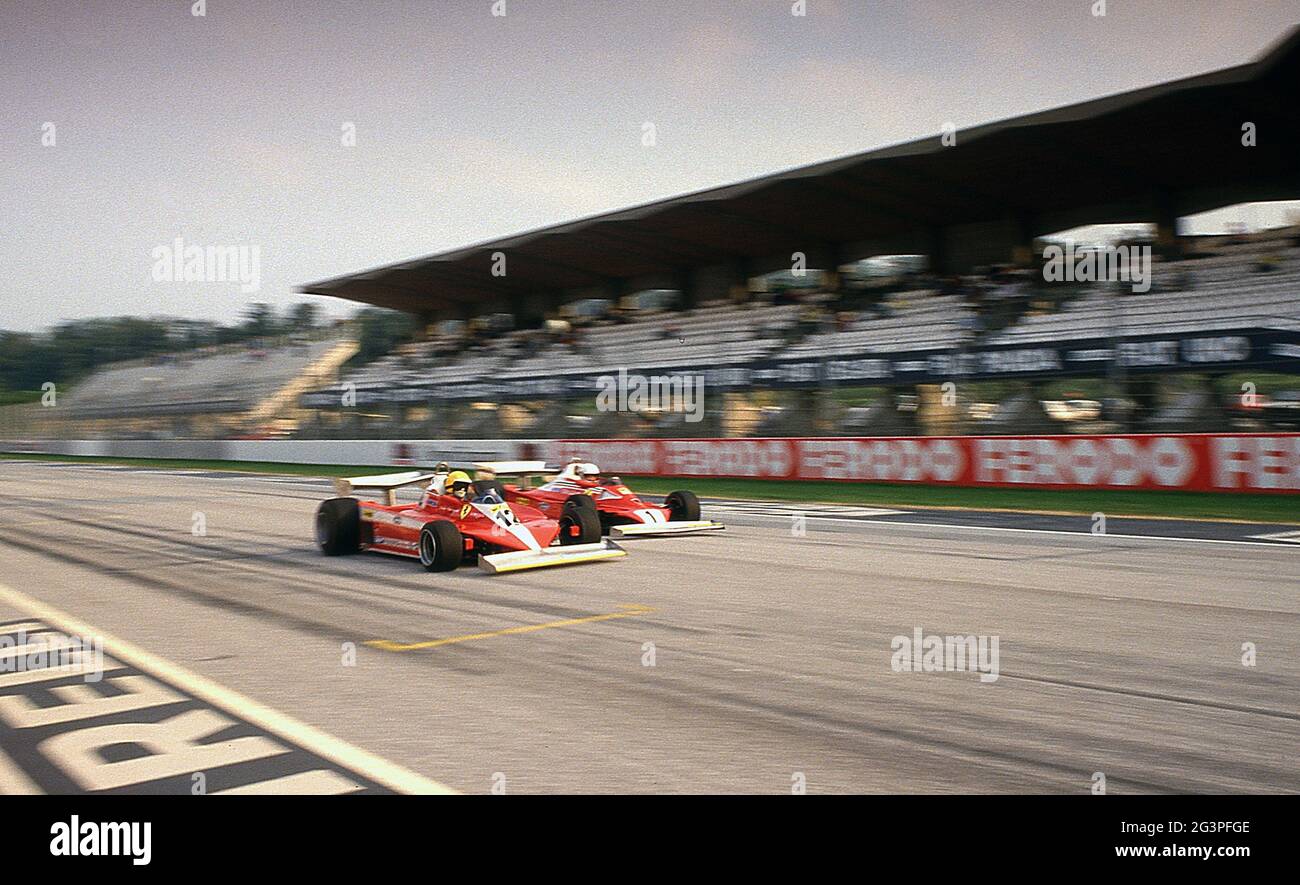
473 460 552 478
333 471 437 506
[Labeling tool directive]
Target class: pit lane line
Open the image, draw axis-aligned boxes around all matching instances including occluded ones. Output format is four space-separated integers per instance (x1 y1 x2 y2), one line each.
0 581 456 795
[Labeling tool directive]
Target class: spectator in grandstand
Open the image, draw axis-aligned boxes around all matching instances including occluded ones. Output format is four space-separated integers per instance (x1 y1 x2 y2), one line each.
796 304 822 336
960 312 984 334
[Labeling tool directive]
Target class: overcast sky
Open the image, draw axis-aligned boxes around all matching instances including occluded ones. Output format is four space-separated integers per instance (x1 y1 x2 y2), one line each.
2 0 1298 332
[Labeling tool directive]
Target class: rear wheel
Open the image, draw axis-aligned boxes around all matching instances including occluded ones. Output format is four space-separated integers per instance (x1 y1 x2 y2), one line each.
315 498 360 555
665 490 701 522
418 520 463 572
559 499 601 545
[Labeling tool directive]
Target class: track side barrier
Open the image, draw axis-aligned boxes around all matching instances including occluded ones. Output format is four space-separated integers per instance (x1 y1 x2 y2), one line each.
545 434 1300 493
6 434 1297 493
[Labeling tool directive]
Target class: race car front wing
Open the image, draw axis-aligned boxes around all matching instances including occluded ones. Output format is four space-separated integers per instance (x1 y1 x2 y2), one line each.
478 539 627 574
610 520 726 538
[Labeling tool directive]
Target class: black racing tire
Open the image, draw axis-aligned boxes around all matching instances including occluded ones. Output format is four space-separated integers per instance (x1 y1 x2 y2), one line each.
418 520 463 572
315 498 360 555
665 490 701 522
559 499 602 545
565 492 598 514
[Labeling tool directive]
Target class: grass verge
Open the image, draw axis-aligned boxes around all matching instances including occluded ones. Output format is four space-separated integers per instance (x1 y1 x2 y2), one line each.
623 476 1296 523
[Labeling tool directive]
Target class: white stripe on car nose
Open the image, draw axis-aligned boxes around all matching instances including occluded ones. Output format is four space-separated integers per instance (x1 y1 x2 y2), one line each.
507 523 542 552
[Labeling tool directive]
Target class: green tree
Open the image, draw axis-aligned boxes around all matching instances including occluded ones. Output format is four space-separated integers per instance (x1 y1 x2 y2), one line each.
289 302 320 331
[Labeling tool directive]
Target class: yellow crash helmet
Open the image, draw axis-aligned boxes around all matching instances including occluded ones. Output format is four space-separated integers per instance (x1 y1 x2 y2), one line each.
446 470 472 498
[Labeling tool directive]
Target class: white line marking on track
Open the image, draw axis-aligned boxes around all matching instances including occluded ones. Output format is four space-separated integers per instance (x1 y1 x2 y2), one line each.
709 502 904 517
1251 530 1300 543
730 512 1300 547
0 581 457 795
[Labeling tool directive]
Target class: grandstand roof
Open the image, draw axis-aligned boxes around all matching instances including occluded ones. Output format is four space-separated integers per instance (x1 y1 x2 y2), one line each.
301 26 1300 315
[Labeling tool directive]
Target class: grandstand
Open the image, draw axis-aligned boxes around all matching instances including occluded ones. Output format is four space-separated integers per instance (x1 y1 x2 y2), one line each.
6 332 357 439
343 301 802 391
986 235 1300 346
293 229 1300 438
780 293 975 358
285 27 1299 440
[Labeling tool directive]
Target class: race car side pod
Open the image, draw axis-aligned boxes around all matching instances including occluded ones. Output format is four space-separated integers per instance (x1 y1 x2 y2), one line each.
478 539 628 574
610 520 726 538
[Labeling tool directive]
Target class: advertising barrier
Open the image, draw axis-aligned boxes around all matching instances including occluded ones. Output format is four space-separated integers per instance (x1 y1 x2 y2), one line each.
7 434 1297 492
546 434 1300 493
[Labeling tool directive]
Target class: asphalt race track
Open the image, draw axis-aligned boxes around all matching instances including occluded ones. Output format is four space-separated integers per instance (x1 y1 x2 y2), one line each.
0 460 1296 794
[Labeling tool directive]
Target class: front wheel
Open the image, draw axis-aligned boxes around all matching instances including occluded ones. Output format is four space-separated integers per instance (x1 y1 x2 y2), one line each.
665 490 701 522
418 520 463 572
565 493 598 514
559 500 601 545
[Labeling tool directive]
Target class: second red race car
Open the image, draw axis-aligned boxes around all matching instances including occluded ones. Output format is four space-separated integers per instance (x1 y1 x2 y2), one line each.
473 460 725 538
314 468 626 574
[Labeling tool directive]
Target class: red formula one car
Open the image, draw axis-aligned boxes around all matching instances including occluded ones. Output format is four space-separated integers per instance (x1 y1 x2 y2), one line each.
473 460 725 539
314 469 626 574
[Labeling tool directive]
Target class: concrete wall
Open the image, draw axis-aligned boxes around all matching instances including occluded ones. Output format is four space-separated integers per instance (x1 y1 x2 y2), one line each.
2 439 541 468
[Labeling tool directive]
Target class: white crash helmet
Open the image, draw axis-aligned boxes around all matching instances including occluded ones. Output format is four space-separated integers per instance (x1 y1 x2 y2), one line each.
563 458 600 481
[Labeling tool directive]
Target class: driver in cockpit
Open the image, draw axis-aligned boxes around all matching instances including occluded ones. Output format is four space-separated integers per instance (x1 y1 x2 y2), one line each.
448 470 505 505
421 461 451 507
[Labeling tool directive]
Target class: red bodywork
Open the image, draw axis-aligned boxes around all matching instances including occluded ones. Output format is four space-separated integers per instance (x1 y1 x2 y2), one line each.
359 492 561 560
498 477 671 530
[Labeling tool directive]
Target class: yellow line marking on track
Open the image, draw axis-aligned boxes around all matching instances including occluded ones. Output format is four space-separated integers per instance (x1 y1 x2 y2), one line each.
0 581 457 795
366 604 655 652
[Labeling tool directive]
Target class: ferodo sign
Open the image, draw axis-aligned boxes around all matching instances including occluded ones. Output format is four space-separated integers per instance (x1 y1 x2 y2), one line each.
549 434 1300 493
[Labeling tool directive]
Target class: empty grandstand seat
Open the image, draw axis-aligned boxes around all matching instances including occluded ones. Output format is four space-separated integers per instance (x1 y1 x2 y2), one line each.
65 337 346 419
